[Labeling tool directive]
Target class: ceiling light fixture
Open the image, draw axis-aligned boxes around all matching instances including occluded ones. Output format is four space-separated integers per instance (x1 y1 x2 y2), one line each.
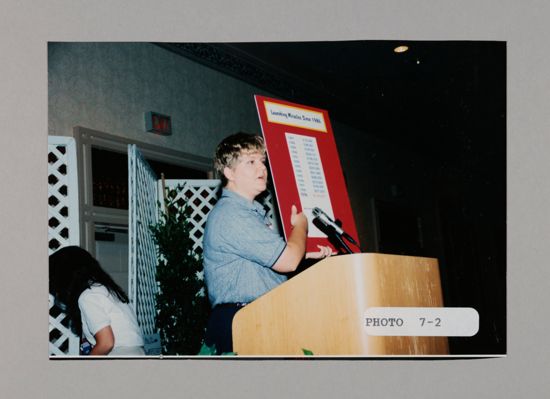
394 45 409 53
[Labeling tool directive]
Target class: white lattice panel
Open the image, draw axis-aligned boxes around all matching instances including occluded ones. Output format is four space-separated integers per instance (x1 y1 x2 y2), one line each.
49 295 80 356
128 145 159 337
48 136 80 356
161 180 281 253
48 137 80 254
161 180 220 254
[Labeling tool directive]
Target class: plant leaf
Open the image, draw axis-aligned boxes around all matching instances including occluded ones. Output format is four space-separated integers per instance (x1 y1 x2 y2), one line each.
198 342 217 356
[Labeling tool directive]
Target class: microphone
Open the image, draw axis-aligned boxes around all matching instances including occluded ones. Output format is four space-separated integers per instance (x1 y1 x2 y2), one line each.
312 207 358 246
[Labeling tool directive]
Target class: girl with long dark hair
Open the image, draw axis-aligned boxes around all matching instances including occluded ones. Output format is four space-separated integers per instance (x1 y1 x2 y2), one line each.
49 246 145 356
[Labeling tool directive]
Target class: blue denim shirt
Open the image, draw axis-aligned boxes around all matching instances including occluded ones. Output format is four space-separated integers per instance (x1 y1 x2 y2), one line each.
203 189 287 307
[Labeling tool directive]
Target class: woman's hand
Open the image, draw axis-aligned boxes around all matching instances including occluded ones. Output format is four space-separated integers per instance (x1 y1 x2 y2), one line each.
290 204 308 231
305 245 336 259
272 205 308 273
89 325 115 355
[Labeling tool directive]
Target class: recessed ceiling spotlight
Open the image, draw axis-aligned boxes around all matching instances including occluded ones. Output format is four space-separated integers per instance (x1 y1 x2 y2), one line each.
394 45 409 53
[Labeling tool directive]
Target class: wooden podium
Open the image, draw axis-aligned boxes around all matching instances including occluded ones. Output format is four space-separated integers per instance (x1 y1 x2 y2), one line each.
232 253 449 356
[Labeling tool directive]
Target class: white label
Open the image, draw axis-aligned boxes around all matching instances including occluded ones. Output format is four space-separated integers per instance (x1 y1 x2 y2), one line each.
285 133 333 238
265 101 327 132
364 307 479 337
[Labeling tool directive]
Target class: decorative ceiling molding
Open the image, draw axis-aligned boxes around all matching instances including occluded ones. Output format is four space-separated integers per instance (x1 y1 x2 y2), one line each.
154 42 346 112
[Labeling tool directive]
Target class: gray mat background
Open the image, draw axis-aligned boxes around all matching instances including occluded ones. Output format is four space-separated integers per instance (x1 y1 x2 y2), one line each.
1 1 548 398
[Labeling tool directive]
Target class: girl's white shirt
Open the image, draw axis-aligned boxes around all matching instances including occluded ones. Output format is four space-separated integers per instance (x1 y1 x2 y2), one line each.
78 284 144 347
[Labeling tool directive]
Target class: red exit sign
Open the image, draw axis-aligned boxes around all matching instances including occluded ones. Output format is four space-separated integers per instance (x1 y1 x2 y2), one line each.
145 111 172 135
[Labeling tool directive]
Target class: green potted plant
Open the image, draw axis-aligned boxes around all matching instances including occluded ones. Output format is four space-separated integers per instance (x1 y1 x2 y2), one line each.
149 182 210 355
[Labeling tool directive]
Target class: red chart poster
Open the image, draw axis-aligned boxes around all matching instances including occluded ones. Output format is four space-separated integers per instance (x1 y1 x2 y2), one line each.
255 95 360 253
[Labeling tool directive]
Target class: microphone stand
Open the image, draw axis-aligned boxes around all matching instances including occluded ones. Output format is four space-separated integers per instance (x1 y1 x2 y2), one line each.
316 222 353 254
332 230 353 254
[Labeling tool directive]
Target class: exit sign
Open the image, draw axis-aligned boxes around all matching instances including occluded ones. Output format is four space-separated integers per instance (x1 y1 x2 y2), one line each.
145 111 172 135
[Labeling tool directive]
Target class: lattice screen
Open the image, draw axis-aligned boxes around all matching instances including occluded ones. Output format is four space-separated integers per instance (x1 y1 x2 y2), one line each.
48 137 80 254
49 295 80 356
128 145 159 337
161 180 220 254
48 136 80 356
161 179 281 254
